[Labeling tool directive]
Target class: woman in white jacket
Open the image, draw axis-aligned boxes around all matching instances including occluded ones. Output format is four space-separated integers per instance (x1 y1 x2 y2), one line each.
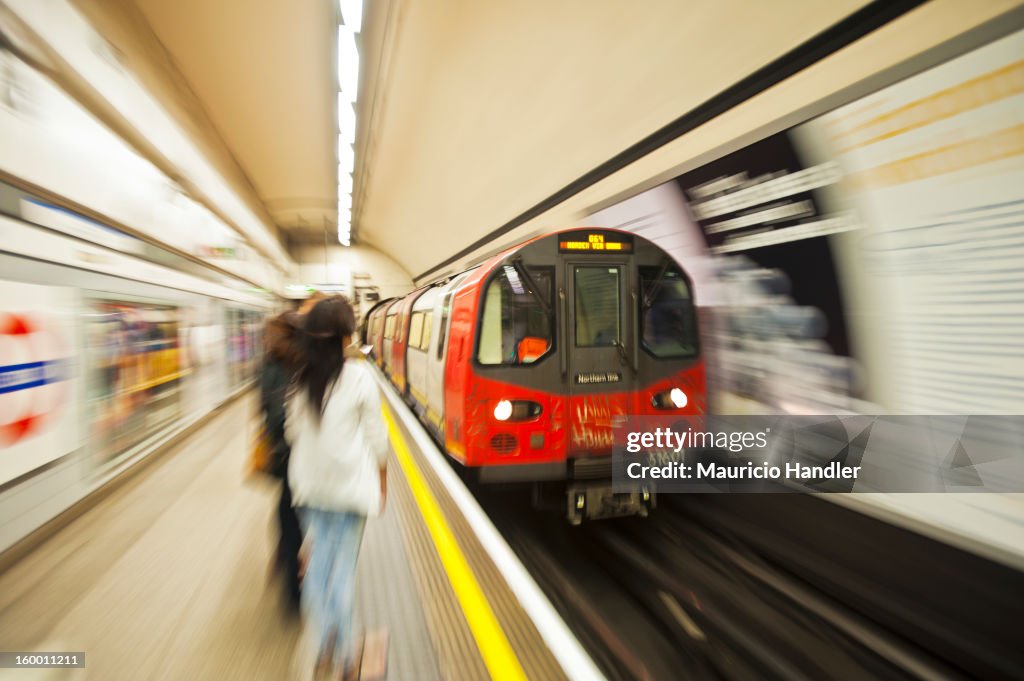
287 296 387 680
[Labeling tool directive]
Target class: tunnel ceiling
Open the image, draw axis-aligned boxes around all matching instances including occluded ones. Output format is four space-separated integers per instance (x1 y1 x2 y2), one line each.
132 0 337 242
129 0 874 276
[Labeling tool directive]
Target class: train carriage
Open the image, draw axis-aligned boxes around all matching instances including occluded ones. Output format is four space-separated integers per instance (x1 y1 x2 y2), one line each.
362 297 394 368
377 299 400 374
369 228 705 521
387 294 419 393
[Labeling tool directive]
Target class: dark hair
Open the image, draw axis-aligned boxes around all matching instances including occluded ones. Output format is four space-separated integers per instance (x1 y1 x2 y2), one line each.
264 312 303 369
295 296 356 420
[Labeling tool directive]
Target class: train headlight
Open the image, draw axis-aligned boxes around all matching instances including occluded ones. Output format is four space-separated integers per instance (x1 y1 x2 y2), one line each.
493 399 542 421
494 400 513 421
652 388 688 410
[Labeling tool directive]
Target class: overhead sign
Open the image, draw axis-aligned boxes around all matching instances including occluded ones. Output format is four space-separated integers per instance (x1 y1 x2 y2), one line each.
559 232 634 253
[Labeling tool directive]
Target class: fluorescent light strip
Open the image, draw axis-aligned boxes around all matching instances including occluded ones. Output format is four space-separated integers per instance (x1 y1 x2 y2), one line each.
339 172 353 194
338 25 360 103
338 93 357 144
339 0 363 33
338 141 354 173
337 6 361 246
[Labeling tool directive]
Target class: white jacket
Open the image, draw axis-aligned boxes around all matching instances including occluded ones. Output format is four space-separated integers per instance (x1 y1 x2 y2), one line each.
286 358 388 516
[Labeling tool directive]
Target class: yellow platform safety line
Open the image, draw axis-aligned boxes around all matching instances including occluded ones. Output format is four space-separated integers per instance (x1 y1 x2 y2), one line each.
382 404 529 681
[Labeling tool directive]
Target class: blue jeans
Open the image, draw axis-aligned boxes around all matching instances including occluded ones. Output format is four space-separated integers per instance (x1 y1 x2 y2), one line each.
300 507 367 667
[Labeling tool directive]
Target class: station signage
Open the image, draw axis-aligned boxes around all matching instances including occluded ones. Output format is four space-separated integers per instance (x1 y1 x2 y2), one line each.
559 232 633 254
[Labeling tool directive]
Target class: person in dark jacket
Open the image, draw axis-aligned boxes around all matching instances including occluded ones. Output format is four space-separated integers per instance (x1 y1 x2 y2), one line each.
260 310 306 609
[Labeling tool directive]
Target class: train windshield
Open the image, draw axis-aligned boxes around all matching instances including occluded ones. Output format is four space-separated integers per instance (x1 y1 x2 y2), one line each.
640 264 698 358
477 265 553 365
574 266 621 347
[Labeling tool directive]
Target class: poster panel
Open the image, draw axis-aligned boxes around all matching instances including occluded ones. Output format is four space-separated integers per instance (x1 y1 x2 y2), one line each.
85 298 185 466
0 282 79 484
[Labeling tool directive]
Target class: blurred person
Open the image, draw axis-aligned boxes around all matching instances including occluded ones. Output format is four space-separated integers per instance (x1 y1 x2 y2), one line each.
287 296 388 681
260 310 305 609
260 293 324 610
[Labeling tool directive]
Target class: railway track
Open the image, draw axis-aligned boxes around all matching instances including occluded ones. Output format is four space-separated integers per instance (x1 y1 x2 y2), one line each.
477 489 1023 681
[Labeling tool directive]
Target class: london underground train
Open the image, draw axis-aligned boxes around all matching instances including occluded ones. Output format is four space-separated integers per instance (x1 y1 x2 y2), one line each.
366 228 705 522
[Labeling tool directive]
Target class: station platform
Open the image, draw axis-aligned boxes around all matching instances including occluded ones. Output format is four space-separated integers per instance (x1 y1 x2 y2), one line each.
0 379 596 681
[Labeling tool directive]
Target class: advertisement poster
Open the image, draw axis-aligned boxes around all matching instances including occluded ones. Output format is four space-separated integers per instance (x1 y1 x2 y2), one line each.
85 299 185 466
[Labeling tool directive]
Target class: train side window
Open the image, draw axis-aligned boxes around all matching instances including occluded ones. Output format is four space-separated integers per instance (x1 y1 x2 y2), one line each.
639 264 698 358
408 312 424 349
476 265 553 365
420 311 431 350
575 266 620 347
436 292 453 360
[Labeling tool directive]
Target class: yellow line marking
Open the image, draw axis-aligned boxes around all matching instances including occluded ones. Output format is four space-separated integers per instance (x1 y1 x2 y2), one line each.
383 404 528 681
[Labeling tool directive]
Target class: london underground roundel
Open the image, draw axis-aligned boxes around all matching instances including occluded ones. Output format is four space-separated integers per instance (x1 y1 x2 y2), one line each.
0 313 72 447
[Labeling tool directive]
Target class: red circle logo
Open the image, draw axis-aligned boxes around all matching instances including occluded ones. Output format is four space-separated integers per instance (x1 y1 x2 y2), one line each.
0 313 72 446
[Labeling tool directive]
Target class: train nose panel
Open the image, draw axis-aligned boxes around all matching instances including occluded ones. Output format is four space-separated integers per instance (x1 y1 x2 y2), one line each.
567 392 630 457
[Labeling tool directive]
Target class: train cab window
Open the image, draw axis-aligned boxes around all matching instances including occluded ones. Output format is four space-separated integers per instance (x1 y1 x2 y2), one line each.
477 265 553 365
640 264 698 358
575 266 621 347
384 314 396 340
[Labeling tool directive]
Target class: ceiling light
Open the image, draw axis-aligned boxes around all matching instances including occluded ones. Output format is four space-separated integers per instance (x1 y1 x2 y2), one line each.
338 192 352 211
338 25 359 103
339 172 352 194
338 93 356 144
338 138 354 173
339 0 363 33
338 207 352 225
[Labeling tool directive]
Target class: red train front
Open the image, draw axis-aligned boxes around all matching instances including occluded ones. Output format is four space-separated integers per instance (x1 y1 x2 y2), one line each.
366 228 705 521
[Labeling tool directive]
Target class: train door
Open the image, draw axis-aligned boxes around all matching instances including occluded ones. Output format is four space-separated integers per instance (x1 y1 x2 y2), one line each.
425 287 454 435
564 261 636 460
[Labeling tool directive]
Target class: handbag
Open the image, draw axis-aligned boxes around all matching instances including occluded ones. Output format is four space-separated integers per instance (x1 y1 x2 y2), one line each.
246 423 274 477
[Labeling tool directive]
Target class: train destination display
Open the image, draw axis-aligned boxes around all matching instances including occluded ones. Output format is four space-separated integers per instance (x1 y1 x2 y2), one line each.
558 232 634 253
